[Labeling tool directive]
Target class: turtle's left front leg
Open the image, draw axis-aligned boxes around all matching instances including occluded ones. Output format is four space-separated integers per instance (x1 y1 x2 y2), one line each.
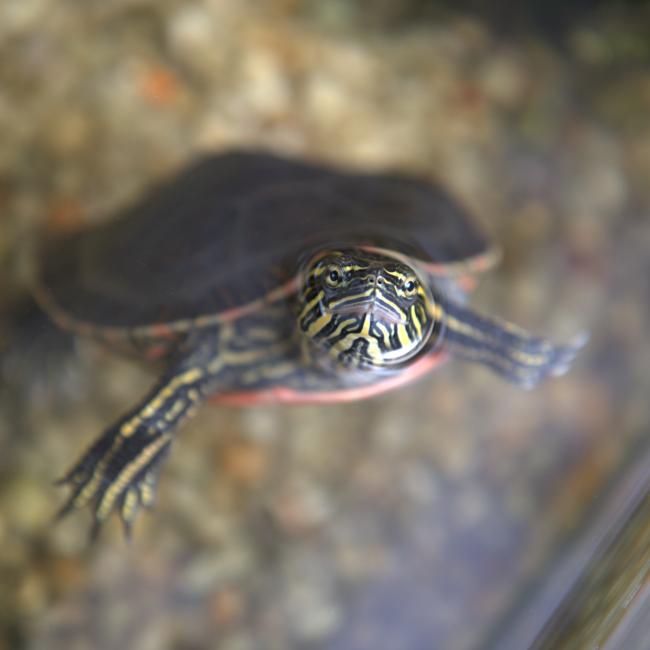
57 335 216 538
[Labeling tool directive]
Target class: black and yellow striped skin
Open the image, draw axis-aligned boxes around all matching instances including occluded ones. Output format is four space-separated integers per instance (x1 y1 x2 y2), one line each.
54 261 586 536
55 353 208 538
436 298 586 390
298 249 437 371
52 250 585 537
41 152 587 537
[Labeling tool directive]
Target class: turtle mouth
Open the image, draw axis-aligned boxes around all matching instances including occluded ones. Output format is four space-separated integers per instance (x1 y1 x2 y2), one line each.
329 299 406 325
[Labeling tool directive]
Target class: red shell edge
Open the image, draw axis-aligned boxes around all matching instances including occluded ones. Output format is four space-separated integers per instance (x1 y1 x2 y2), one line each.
210 349 449 405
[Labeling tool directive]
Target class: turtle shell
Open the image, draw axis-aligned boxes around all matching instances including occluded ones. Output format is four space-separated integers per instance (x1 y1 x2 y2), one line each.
37 151 495 332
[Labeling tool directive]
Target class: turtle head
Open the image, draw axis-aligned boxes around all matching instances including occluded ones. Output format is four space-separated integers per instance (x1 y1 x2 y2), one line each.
298 249 437 371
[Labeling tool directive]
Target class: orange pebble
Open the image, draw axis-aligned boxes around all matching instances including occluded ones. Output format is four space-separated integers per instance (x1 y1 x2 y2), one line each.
140 67 180 105
46 196 84 231
221 441 268 486
210 588 245 627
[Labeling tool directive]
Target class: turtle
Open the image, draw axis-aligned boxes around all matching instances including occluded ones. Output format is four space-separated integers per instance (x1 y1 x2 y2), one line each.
35 150 584 536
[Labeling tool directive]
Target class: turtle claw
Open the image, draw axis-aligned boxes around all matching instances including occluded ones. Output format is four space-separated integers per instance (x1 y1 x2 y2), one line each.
548 332 589 379
54 420 172 539
56 478 153 542
53 463 96 522
53 475 111 544
53 363 205 538
517 331 589 390
89 518 103 544
56 457 167 539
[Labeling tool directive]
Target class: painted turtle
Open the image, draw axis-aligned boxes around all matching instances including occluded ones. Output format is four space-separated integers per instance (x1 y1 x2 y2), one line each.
36 150 584 535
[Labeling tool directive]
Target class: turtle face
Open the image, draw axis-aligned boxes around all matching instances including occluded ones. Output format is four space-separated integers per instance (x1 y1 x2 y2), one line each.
298 249 436 371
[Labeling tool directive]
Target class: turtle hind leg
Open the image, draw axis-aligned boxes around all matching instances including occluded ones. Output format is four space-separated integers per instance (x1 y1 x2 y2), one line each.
56 364 207 537
440 299 587 389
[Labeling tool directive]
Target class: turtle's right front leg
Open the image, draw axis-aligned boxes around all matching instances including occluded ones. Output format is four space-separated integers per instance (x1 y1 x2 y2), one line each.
57 358 209 538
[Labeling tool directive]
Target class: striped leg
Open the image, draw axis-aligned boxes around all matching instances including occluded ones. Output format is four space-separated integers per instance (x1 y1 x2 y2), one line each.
56 362 207 538
439 299 587 389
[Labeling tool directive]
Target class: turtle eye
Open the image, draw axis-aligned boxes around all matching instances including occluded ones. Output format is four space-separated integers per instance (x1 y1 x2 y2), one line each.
324 264 345 288
402 276 418 295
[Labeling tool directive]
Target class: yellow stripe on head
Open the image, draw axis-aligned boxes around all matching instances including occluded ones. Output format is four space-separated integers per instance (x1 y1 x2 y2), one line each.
298 248 436 370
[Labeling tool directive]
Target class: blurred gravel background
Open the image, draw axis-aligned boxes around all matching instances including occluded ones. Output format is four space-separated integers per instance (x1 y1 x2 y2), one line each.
0 1 649 649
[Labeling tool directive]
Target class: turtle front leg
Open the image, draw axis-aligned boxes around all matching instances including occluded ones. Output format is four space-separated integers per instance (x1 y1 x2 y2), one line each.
56 358 208 538
439 298 587 388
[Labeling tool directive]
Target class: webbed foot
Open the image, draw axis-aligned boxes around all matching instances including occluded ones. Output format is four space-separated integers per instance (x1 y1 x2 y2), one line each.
442 298 588 388
55 418 171 539
55 364 206 538
497 330 588 389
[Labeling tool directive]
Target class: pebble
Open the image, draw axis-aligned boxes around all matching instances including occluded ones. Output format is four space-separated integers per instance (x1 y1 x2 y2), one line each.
1 0 48 37
267 474 333 535
180 547 253 595
167 4 219 68
480 50 530 109
220 439 269 487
